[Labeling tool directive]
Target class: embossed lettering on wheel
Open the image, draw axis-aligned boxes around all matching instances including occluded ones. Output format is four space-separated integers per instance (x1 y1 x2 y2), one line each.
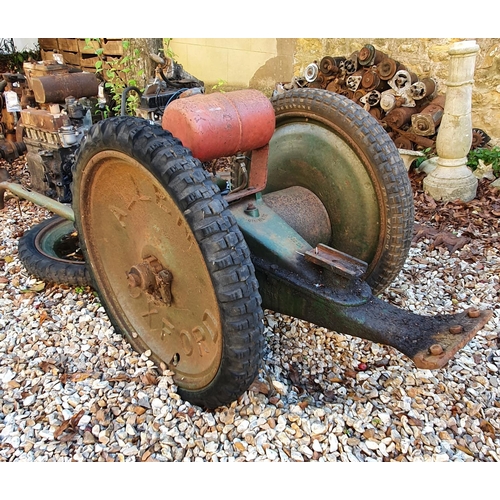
72 116 264 409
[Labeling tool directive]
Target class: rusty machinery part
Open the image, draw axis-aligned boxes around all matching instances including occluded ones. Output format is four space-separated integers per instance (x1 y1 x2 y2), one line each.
31 72 100 103
377 57 399 80
346 74 363 92
361 70 382 91
0 139 26 163
409 78 436 100
369 107 382 121
385 106 420 130
390 69 418 91
17 216 90 287
268 88 414 294
380 90 405 113
358 44 387 67
360 90 381 108
71 116 264 409
304 62 320 83
471 128 491 149
410 94 446 137
319 56 345 76
353 89 367 104
343 54 358 75
326 81 342 93
392 134 414 150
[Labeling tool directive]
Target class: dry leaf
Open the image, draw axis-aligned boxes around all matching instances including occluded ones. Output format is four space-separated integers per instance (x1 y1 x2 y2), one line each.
54 409 85 441
105 373 130 382
38 310 51 325
67 372 93 382
141 372 158 385
248 379 269 395
455 444 475 457
407 417 424 428
479 419 497 437
39 360 59 374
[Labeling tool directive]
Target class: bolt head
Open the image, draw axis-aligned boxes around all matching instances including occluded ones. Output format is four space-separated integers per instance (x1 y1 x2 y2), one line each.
429 344 444 356
467 308 480 318
449 325 463 335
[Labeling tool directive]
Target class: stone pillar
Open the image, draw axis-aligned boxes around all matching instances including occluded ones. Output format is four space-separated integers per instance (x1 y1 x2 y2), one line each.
423 40 479 202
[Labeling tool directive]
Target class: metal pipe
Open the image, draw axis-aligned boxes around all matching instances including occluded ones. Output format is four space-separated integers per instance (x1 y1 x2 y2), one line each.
0 181 75 221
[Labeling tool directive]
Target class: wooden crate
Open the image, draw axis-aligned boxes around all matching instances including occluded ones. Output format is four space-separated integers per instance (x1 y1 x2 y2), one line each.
78 39 100 54
77 38 124 56
61 51 80 66
38 38 59 50
80 53 100 70
100 39 124 56
58 38 79 53
40 49 57 62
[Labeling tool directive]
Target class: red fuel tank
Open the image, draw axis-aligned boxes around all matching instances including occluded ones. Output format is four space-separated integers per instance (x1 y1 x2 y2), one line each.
162 89 275 162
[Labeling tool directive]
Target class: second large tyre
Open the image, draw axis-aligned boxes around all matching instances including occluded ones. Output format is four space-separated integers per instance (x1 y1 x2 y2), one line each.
71 116 264 409
268 88 414 294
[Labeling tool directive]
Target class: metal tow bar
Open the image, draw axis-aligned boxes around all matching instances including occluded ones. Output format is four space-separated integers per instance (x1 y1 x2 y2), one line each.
231 194 493 370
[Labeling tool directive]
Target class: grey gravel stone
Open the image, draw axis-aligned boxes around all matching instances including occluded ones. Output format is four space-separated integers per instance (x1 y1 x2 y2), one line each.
1 166 499 462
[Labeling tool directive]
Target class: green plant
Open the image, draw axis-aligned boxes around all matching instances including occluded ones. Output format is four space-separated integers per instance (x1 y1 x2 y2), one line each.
85 38 144 117
0 39 40 73
414 147 435 169
162 38 176 60
211 79 227 93
467 146 500 178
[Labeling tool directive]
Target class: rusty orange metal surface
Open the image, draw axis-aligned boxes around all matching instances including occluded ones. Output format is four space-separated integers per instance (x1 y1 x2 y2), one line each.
162 89 275 162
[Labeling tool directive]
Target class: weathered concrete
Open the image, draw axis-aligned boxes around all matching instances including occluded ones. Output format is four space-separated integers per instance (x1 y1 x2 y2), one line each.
423 41 479 202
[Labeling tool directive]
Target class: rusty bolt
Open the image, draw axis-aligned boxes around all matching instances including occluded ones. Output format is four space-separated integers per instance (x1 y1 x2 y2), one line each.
467 308 480 318
429 344 444 356
127 272 141 288
449 325 463 335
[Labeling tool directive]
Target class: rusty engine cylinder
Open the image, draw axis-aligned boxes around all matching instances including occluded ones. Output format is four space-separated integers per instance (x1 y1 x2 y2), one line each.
31 73 100 103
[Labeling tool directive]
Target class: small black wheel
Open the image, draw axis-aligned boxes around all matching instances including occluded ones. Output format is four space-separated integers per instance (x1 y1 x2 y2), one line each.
72 116 264 409
268 88 414 294
18 216 90 287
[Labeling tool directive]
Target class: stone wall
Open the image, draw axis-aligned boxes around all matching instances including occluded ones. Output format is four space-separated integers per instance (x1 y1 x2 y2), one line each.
167 38 500 144
294 38 500 145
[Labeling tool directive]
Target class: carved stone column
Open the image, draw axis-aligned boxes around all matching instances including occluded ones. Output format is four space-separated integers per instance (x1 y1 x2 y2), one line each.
423 40 479 202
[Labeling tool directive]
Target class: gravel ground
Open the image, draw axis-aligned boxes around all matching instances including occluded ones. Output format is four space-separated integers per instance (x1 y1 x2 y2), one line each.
1 159 499 463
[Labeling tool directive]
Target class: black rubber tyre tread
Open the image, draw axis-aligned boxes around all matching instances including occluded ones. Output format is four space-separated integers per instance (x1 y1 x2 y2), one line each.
18 216 90 287
270 88 414 294
72 116 264 409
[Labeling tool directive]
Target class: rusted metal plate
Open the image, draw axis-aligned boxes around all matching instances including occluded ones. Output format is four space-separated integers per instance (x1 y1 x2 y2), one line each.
20 108 65 132
305 244 368 279
253 256 493 371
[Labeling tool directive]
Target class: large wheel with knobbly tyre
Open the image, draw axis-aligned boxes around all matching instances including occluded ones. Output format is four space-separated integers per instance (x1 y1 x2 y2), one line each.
72 116 264 409
268 88 414 294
